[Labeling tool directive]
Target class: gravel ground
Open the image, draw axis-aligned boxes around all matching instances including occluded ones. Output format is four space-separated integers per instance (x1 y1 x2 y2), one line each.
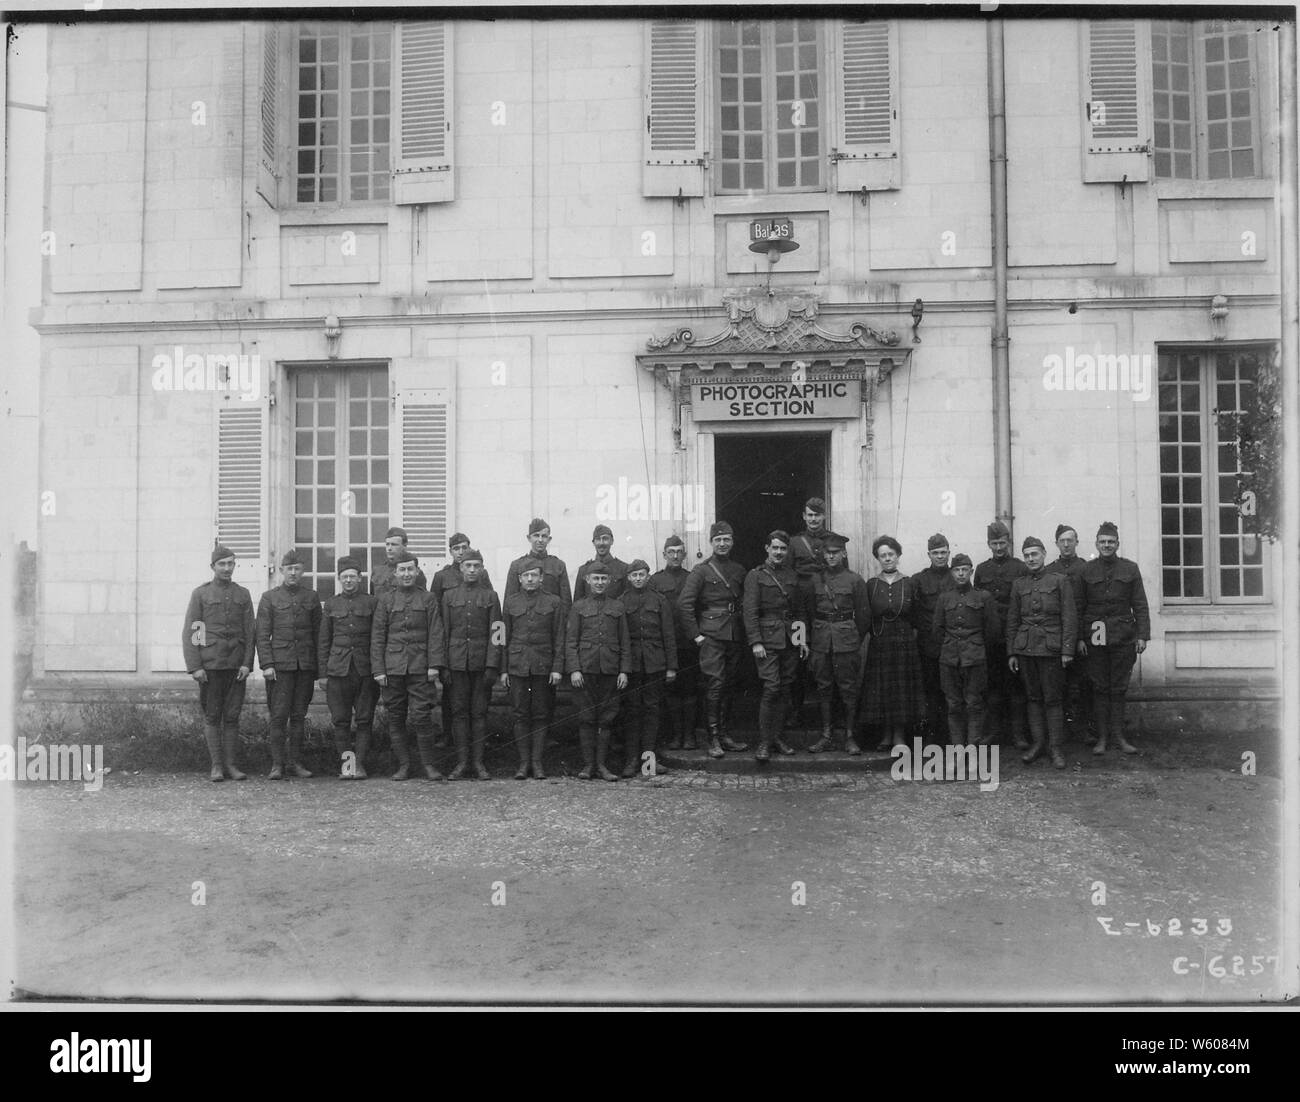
8 753 1287 1006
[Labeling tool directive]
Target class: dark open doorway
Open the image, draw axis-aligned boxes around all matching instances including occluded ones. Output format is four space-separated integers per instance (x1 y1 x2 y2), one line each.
714 432 830 570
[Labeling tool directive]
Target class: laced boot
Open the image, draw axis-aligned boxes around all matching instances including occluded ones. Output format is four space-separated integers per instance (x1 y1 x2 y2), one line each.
203 723 225 782
389 720 411 781
447 720 470 780
471 725 490 780
530 726 547 780
287 724 313 778
1091 694 1111 756
416 730 443 781
621 727 640 778
267 726 286 780
1010 700 1030 751
351 727 370 779
595 728 619 781
1021 701 1046 764
514 721 531 780
807 702 833 753
577 726 596 779
1112 696 1138 754
221 725 247 781
718 698 747 752
1046 703 1067 769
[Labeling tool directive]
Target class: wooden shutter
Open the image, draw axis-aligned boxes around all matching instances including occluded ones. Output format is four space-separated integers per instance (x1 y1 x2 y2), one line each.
255 23 280 208
393 22 455 205
643 20 704 198
835 21 900 192
395 388 453 561
216 400 269 584
1082 20 1152 183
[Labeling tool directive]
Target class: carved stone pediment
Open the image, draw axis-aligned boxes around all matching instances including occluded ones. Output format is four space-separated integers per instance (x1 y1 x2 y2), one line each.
645 289 902 355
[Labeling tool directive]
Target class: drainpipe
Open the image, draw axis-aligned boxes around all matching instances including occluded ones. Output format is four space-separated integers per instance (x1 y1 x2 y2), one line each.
1276 20 1299 989
987 19 1013 539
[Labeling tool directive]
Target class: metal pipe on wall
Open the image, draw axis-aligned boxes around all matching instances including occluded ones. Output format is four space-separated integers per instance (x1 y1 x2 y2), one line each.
987 18 1013 540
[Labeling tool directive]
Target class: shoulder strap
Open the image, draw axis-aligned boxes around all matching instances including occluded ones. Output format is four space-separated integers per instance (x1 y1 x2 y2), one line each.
707 559 742 599
762 565 789 598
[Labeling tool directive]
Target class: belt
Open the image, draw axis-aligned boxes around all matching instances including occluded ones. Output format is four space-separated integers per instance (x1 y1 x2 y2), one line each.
815 613 855 623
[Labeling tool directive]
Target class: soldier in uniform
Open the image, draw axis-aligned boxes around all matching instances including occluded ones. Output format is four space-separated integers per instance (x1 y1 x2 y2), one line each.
1045 523 1093 742
788 497 830 728
316 555 378 779
566 563 631 780
677 521 749 759
500 562 565 780
183 545 254 782
744 531 810 763
371 551 444 780
256 549 322 780
439 548 503 779
574 524 630 600
371 527 428 595
650 535 699 750
910 534 956 743
621 559 676 777
1079 521 1149 756
1007 536 1078 768
931 553 998 746
504 518 572 607
974 520 1029 750
806 532 870 755
429 533 490 748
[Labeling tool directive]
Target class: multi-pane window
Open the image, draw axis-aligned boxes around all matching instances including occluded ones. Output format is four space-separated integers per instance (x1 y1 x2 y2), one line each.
295 23 392 203
717 21 823 192
1152 21 1260 179
293 365 390 598
1158 347 1268 602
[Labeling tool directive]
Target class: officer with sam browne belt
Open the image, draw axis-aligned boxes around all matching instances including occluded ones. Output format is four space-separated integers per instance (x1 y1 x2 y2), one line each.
805 531 870 755
744 530 810 763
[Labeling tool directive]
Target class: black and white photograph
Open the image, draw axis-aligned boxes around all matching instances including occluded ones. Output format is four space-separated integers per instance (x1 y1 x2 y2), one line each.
1 0 1297 1031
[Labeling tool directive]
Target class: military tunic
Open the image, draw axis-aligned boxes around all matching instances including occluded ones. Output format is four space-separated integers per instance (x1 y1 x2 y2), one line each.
256 583 322 737
183 578 255 725
566 594 632 729
1007 569 1078 708
440 580 503 756
808 565 870 716
622 587 678 768
1080 554 1150 698
318 590 379 754
371 559 428 595
650 564 699 735
974 553 1029 739
1046 552 1093 726
502 589 566 765
676 554 748 728
910 564 956 735
931 585 998 743
371 587 443 751
743 562 810 739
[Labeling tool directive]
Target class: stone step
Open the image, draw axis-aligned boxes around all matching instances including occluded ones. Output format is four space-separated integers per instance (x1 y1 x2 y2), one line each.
658 746 899 774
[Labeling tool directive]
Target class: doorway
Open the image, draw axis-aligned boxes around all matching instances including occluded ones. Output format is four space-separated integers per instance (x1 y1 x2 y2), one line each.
713 432 830 570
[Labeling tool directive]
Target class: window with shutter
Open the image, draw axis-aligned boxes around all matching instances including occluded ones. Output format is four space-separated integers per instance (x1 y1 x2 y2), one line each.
644 19 705 197
395 389 453 566
393 21 455 205
1081 20 1152 183
834 20 899 192
216 404 267 565
256 23 280 208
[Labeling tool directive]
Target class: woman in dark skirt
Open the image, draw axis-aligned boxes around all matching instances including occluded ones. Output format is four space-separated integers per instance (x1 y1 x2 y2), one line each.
861 535 925 750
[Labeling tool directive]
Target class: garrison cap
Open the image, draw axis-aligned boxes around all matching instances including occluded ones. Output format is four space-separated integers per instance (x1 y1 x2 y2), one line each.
664 534 685 551
628 559 650 574
1097 520 1119 538
1022 536 1046 553
927 533 949 550
1055 524 1077 541
517 562 543 577
804 497 826 514
585 562 611 578
448 532 470 548
281 548 306 566
987 520 1010 540
528 518 550 536
592 524 613 540
385 527 409 542
394 551 418 565
950 552 973 569
336 555 362 574
709 521 734 540
211 545 235 565
460 548 484 564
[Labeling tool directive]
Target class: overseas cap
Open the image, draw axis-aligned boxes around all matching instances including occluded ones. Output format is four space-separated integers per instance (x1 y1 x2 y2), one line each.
951 552 973 569
1097 520 1119 538
460 548 484 564
281 548 306 566
663 534 685 551
1022 536 1045 553
211 545 235 565
927 533 949 550
592 524 613 540
1055 524 1077 541
528 518 550 536
804 497 826 514
336 555 362 574
448 532 470 548
628 559 650 574
709 521 734 540
385 527 408 541
987 520 1010 540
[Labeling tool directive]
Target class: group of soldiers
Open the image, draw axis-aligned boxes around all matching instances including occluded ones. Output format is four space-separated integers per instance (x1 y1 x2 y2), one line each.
181 499 1150 782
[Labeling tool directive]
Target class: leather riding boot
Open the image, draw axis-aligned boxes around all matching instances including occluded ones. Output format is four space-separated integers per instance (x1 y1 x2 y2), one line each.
267 725 286 780
1021 701 1046 764
389 719 411 781
1091 694 1110 755
772 696 795 755
718 697 746 752
595 727 619 782
1112 696 1138 753
287 722 313 778
807 703 833 753
352 727 370 779
448 718 470 780
221 725 247 781
946 709 967 747
755 722 771 763
1046 704 1067 769
530 725 547 780
203 723 225 782
705 696 725 758
416 730 443 781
